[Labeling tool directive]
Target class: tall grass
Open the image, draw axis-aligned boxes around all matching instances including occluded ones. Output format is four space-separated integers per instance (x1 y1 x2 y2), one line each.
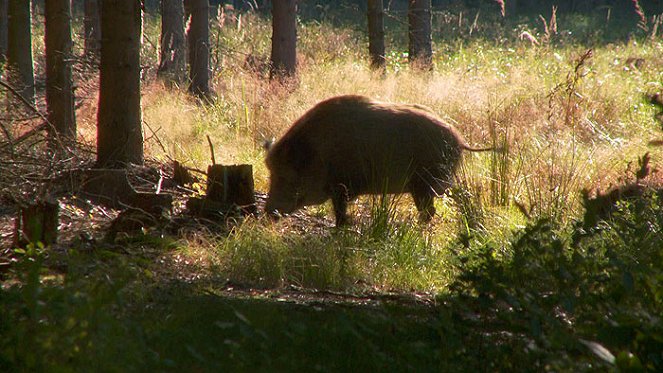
57 7 663 291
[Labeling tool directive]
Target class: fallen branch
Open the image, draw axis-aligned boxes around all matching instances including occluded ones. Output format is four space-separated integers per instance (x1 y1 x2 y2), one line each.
0 80 55 151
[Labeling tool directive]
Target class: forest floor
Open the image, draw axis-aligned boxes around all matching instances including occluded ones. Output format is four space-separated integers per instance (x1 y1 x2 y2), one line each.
3 3 663 370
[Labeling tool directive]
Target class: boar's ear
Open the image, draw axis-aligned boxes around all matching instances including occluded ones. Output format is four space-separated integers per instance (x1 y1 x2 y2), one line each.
284 138 313 172
262 137 275 151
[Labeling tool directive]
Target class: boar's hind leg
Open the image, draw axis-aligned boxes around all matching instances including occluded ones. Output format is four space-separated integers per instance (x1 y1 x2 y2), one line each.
330 184 350 226
410 182 436 223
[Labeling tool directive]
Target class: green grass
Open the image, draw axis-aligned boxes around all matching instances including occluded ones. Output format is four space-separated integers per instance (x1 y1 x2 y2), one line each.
3 191 662 371
3 2 663 371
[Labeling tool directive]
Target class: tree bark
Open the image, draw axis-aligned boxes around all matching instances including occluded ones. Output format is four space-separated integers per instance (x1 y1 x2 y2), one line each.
158 0 186 84
186 0 212 99
96 0 143 168
45 0 76 151
408 0 432 70
83 0 101 58
14 200 59 247
367 0 385 70
7 0 35 105
505 0 517 16
206 164 256 214
0 0 7 67
270 0 297 80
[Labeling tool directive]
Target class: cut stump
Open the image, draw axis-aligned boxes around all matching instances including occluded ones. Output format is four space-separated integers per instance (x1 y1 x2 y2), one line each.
186 164 256 219
14 200 59 247
205 164 256 214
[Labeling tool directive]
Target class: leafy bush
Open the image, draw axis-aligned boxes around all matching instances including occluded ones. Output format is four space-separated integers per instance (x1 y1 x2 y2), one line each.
0 248 147 372
445 192 663 370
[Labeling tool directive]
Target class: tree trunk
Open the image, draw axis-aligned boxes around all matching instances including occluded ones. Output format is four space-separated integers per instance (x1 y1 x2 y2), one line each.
186 0 212 99
96 0 143 168
158 0 186 83
0 0 7 68
270 0 297 80
7 0 35 105
505 0 517 16
367 0 385 70
45 0 76 151
408 0 432 70
83 0 101 57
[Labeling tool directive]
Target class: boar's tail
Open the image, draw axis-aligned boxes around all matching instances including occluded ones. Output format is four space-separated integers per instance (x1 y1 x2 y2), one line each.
461 144 502 152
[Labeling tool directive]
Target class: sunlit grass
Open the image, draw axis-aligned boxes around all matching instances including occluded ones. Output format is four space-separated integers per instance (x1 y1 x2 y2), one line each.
70 9 663 292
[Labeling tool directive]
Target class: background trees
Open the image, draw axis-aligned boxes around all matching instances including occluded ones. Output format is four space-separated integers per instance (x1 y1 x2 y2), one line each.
83 0 101 58
158 0 186 84
96 0 143 167
186 0 212 99
0 0 7 68
45 0 76 150
408 0 432 69
367 0 386 70
270 0 297 79
7 0 35 105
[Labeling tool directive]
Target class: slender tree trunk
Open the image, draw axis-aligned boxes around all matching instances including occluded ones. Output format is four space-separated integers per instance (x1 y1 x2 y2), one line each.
7 0 35 105
408 0 432 70
45 0 76 151
186 0 211 99
367 0 385 70
97 0 143 168
0 0 7 67
83 0 101 57
270 0 297 80
505 0 517 16
158 0 186 83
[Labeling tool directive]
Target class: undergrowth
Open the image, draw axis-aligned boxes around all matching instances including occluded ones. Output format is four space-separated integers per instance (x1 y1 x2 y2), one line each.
2 2 663 370
2 191 661 371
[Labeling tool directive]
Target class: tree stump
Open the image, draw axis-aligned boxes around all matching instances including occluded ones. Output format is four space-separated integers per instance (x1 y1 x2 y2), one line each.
78 169 136 208
205 164 256 214
172 160 193 185
14 200 59 247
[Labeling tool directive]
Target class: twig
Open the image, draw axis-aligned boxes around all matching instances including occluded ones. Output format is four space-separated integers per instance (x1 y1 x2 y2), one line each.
156 169 164 194
0 120 13 142
0 123 48 151
0 79 63 151
142 119 171 160
142 33 159 53
206 134 216 165
0 80 52 128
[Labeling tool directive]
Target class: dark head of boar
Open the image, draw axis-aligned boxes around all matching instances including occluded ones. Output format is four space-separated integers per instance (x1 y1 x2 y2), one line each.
265 95 493 226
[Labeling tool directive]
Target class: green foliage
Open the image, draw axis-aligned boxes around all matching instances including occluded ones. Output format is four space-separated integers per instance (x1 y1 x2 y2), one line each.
445 192 663 370
216 221 360 289
139 293 443 372
0 247 146 372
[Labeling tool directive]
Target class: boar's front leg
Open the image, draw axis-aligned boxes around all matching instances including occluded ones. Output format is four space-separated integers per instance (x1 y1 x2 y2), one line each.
410 181 437 223
330 183 350 226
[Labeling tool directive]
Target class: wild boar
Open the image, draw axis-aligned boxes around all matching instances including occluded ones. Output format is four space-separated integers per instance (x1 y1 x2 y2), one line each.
265 95 493 226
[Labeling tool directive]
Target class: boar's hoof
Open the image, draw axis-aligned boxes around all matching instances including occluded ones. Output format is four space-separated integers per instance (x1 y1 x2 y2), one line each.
266 209 283 220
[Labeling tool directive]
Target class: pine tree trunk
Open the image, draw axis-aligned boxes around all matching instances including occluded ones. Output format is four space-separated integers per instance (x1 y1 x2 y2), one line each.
505 0 517 16
83 0 101 57
45 0 76 151
0 0 7 67
408 0 432 70
7 0 35 105
367 0 385 70
186 0 211 99
96 0 143 168
158 0 186 84
270 0 297 80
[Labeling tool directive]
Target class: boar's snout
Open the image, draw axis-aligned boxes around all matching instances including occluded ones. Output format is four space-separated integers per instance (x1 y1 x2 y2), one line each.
264 196 296 219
